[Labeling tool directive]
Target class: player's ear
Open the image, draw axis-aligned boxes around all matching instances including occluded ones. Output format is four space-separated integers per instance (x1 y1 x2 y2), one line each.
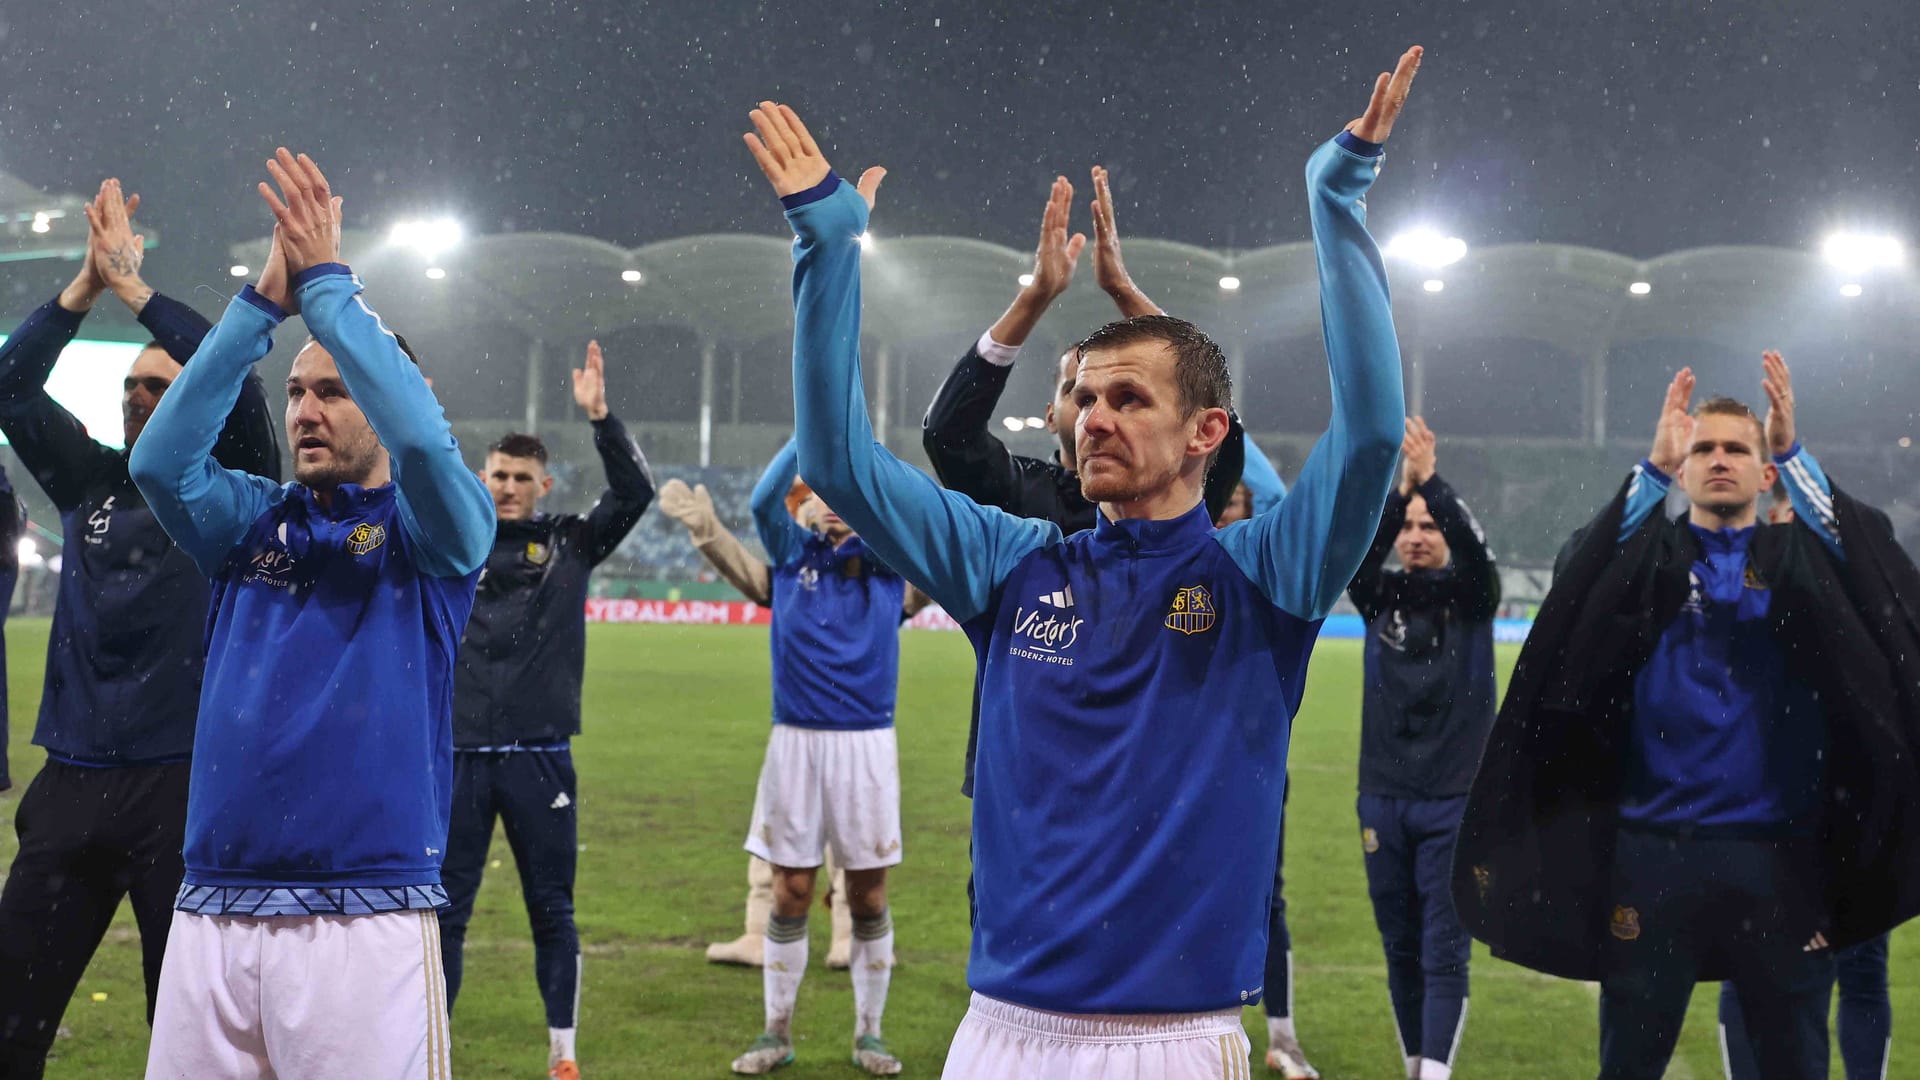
541 475 555 496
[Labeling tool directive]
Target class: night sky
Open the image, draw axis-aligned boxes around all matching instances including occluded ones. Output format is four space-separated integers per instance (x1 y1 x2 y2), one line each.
2 0 1913 282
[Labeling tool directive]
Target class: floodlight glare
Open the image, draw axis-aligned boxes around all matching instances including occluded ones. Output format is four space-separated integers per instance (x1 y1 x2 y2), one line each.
424 267 448 280
1839 282 1864 298
857 232 874 252
1422 279 1446 293
1218 276 1242 291
1023 416 1045 429
31 212 51 234
229 265 251 278
1387 229 1468 269
389 217 465 259
1901 437 1914 449
1629 281 1652 295
1018 273 1036 287
621 269 643 283
1001 417 1024 432
16 538 35 562
1821 232 1903 273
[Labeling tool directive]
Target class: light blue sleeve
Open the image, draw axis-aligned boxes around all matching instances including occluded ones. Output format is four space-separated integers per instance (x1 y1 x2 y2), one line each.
296 266 495 577
1619 460 1672 544
1214 138 1405 621
782 177 1058 623
1775 442 1841 560
128 289 285 575
750 437 808 567
1240 433 1287 514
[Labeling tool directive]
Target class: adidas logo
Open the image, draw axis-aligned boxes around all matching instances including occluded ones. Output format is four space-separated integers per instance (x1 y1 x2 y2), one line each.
551 792 573 810
1038 585 1075 609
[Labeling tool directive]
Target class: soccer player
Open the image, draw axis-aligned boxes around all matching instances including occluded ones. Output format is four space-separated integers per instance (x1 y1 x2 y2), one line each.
742 40 1415 1075
438 339 655 1080
130 148 493 1078
1346 417 1497 1080
0 179 280 1077
728 441 914 1077
1454 352 1920 1080
657 477 862 973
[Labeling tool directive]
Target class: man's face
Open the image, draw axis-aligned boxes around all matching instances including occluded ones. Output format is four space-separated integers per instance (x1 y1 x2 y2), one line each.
1216 483 1254 526
122 346 181 449
1395 493 1451 570
1073 340 1217 505
285 342 386 490
1044 349 1080 466
483 452 553 521
1679 412 1776 517
797 492 854 544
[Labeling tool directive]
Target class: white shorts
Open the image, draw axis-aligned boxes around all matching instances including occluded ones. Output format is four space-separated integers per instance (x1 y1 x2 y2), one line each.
146 909 452 1080
744 724 902 872
942 993 1253 1080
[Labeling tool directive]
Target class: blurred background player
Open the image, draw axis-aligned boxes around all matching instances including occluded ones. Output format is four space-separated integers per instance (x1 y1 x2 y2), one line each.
1456 353 1920 1080
1346 417 1498 1080
439 339 655 1080
0 464 23 793
132 148 493 1078
729 441 915 1076
0 179 280 1078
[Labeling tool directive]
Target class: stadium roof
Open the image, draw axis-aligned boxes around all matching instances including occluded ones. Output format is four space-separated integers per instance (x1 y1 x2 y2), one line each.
0 169 159 265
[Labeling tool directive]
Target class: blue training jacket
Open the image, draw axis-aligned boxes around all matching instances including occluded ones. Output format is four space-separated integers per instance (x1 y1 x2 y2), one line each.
780 133 1403 1013
751 438 906 731
130 266 494 915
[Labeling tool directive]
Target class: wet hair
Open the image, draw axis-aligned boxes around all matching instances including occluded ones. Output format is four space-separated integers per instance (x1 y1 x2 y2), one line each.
488 433 548 465
1074 314 1232 417
1693 396 1765 449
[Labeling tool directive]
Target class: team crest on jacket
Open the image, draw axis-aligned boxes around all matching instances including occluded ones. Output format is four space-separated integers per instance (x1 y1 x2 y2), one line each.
525 541 551 566
1610 905 1641 941
346 522 387 556
1164 584 1217 635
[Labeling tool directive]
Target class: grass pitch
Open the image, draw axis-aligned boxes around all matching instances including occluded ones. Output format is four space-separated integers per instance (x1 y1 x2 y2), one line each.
3 620 1914 1077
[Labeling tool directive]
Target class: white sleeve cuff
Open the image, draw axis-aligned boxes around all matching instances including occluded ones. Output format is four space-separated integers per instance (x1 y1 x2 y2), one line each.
975 330 1021 368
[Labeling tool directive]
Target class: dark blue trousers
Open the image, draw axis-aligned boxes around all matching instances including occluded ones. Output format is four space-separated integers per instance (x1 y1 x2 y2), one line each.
1358 793 1471 1066
438 748 581 1029
1264 778 1293 1019
1719 934 1890 1080
0 566 16 792
1598 828 1831 1080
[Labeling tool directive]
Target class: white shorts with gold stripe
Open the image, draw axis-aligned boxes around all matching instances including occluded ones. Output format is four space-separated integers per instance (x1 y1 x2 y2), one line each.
145 908 452 1080
940 991 1253 1080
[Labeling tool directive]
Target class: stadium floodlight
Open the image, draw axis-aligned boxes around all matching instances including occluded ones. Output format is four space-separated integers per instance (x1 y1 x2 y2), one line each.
31 212 52 234
1901 437 1914 449
1422 279 1446 293
1386 228 1468 269
1629 281 1652 295
1018 273 1035 287
424 267 448 281
229 265 250 278
1023 416 1045 429
1219 276 1242 291
1839 282 1863 298
389 217 464 260
621 269 643 283
1001 416 1024 432
1821 232 1903 274
16 537 34 563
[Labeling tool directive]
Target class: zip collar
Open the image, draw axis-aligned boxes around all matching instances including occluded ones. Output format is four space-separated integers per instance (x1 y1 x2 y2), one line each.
1091 501 1215 555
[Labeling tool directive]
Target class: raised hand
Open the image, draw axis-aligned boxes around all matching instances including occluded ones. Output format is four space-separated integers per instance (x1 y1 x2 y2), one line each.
1400 415 1437 494
573 340 610 421
743 101 886 209
1025 176 1086 299
255 226 293 313
258 148 342 276
1649 368 1696 476
658 478 716 527
85 178 152 312
1090 166 1160 318
1761 350 1796 457
1345 45 1424 145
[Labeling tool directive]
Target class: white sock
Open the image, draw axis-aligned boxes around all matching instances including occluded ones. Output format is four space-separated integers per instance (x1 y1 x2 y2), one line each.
763 914 809 1036
1419 1059 1452 1080
1407 1056 1423 1080
549 1027 576 1064
849 908 895 1038
1267 1014 1296 1046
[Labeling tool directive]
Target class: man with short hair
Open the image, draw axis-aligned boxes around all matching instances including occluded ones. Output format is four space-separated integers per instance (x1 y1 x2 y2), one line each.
729 441 914 1076
0 179 280 1077
131 148 493 1078
438 340 654 1080
1455 353 1920 1080
1347 416 1497 1080
742 42 1416 1073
